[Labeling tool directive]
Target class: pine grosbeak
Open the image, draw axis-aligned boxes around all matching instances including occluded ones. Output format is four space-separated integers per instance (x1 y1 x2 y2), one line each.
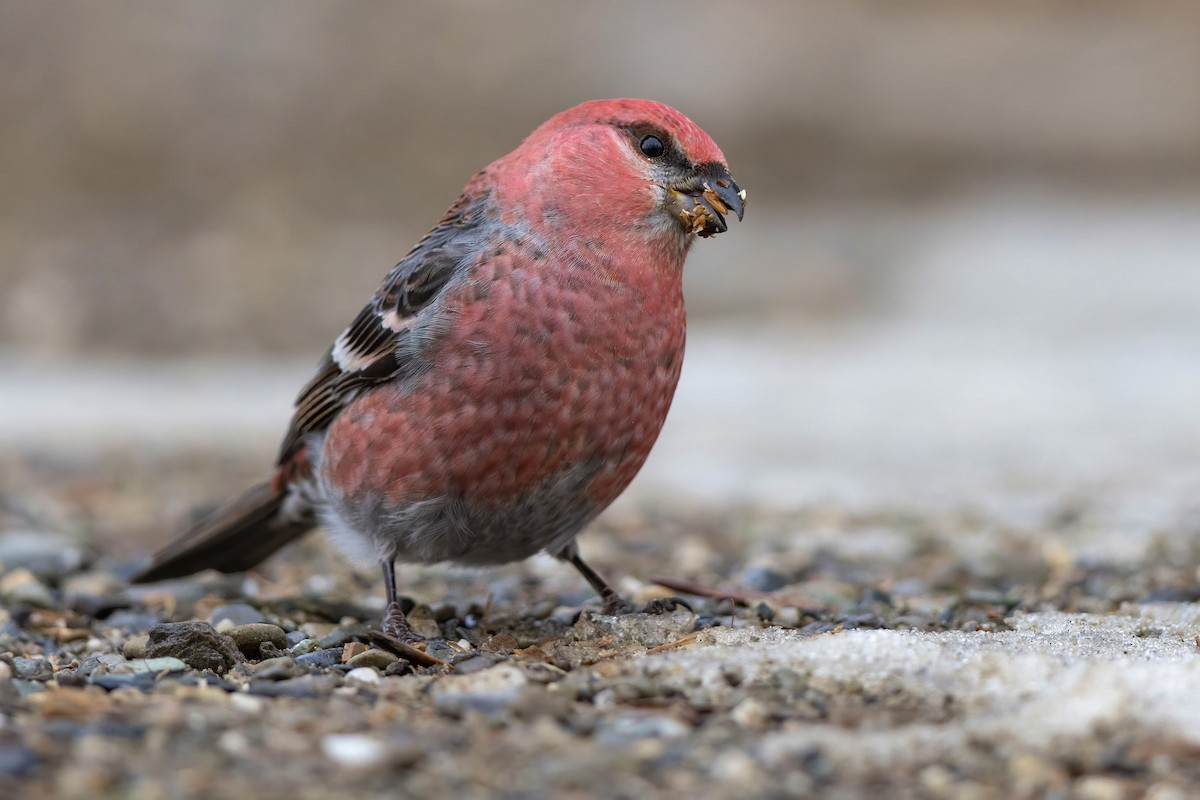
134 99 745 641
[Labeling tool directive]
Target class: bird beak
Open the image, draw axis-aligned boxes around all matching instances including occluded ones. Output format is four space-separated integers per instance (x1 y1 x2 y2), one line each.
668 164 746 238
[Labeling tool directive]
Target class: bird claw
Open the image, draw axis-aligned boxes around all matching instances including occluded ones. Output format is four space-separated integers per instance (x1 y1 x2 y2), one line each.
640 596 693 614
600 595 693 616
379 601 424 644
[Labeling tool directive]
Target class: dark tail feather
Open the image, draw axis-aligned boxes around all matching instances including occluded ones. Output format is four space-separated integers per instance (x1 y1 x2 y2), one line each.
132 481 315 583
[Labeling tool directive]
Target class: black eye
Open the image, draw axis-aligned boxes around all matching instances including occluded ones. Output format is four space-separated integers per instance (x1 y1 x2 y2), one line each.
639 135 665 158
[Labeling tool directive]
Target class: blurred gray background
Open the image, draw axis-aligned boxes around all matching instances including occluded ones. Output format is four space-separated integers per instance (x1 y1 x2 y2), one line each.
3 1 1200 512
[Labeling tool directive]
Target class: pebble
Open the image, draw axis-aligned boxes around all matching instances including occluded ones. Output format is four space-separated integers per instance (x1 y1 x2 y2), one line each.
0 661 11 680
295 648 344 669
341 641 370 662
0 530 84 580
430 663 528 713
252 656 298 680
247 676 336 699
318 624 372 649
730 697 771 729
226 623 288 659
118 657 188 674
346 649 398 670
12 657 53 681
0 743 39 777
62 571 124 601
344 667 381 687
284 630 309 647
740 566 791 593
105 611 163 633
122 635 148 659
0 568 56 609
299 622 336 640
288 638 320 656
145 621 243 673
321 733 387 768
594 712 691 745
89 673 158 692
208 603 264 629
774 606 803 627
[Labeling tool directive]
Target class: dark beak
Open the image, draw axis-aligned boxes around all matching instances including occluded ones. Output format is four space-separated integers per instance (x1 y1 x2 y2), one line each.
671 163 746 238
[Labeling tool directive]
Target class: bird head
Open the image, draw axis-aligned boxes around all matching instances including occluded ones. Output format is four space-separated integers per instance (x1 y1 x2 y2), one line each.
498 99 745 248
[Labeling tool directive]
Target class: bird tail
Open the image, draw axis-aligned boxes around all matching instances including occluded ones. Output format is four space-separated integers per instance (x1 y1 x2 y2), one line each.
131 478 317 583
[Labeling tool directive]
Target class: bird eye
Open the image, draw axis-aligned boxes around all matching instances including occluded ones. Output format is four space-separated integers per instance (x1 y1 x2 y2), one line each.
639 135 665 158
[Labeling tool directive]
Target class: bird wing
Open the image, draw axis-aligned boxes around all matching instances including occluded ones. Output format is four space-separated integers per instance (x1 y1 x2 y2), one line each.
276 192 487 464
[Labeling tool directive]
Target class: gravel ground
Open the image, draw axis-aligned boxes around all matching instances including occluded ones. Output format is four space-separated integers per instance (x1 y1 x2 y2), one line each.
2 446 1200 800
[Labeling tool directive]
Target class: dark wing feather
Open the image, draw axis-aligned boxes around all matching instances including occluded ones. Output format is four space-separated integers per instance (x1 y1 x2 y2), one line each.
276 191 488 463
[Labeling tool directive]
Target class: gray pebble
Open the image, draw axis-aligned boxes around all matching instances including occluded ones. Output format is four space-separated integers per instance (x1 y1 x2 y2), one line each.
247 675 338 698
594 713 691 745
295 648 343 669
106 611 163 633
122 635 148 659
12 658 53 681
252 656 298 680
0 569 55 609
284 630 309 647
120 657 188 674
0 743 38 777
318 624 372 649
740 566 791 593
0 530 84 580
226 623 288 659
288 638 320 656
145 621 242 673
346 649 398 670
208 603 264 628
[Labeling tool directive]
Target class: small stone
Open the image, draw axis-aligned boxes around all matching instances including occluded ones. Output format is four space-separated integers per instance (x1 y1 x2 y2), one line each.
119 657 188 674
1074 776 1129 800
248 675 337 698
346 649 398 670
299 622 336 640
595 713 691 744
344 666 381 687
295 648 343 670
12 658 54 681
740 566 791 593
0 743 39 777
319 624 372 649
774 607 803 627
122 635 148 659
0 530 83 580
145 621 242 673
207 603 264 629
0 661 11 680
430 663 528 712
730 697 771 729
0 568 55 608
284 630 308 647
228 693 264 714
288 638 320 656
226 623 288 660
321 734 387 768
62 571 124 601
252 656 298 680
341 641 370 662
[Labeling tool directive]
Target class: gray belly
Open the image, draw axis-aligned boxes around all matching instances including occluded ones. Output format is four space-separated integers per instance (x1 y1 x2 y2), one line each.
317 459 603 566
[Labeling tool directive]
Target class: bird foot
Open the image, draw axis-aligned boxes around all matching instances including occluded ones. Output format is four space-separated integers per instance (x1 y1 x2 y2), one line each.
379 601 424 644
600 595 693 615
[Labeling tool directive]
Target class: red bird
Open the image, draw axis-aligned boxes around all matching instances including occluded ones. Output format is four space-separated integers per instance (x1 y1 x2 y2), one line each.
134 99 745 641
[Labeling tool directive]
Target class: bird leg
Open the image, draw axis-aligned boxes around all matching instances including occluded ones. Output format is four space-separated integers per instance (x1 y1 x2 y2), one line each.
557 544 633 614
378 560 422 643
558 544 694 615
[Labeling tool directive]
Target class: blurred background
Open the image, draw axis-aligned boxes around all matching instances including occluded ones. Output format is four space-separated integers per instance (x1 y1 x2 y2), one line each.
2 1 1200 549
